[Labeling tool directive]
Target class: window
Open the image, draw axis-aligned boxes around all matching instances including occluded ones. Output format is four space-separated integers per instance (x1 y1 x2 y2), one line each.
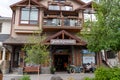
49 5 60 10
54 0 65 2
0 23 2 32
64 19 80 26
61 6 72 11
49 5 72 11
20 7 39 25
49 4 73 11
107 51 116 59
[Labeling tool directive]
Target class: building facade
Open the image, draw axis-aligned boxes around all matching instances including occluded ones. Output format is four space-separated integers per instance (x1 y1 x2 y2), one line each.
3 0 100 73
0 16 11 74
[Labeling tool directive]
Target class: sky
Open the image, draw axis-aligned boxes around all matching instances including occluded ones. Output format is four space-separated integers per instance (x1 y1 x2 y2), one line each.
0 0 91 17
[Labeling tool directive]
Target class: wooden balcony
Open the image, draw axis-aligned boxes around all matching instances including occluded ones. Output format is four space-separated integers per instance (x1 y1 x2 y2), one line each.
42 17 82 32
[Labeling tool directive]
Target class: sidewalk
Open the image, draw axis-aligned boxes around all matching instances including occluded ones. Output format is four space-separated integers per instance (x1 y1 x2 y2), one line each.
3 73 94 80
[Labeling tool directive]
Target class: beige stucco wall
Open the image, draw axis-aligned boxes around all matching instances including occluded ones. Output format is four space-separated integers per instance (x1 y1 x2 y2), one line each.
11 7 43 37
11 0 84 37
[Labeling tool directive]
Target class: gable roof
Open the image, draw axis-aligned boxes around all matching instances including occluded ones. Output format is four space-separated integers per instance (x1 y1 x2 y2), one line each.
82 1 94 9
74 0 86 5
43 30 86 46
10 0 86 10
10 0 47 10
75 1 94 11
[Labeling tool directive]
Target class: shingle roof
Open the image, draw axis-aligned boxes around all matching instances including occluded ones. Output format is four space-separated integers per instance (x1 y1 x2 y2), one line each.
0 34 10 42
3 36 29 45
3 36 41 45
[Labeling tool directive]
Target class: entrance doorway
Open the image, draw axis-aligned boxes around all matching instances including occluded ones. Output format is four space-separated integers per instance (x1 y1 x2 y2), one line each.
54 55 68 71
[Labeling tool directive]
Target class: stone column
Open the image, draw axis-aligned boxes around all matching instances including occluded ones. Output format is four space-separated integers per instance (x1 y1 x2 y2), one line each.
2 47 6 60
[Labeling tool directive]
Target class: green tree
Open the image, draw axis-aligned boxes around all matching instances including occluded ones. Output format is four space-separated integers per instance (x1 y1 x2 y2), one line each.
23 31 49 80
83 0 120 52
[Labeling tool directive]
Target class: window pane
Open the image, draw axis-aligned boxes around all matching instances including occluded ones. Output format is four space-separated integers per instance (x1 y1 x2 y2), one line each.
61 6 72 11
49 5 60 10
30 20 38 24
43 18 61 26
64 19 70 26
30 11 38 20
54 0 65 2
21 10 29 20
49 5 53 10
54 6 60 10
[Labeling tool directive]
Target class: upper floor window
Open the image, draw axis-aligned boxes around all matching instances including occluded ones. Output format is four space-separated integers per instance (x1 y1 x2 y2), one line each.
61 6 72 11
49 5 73 11
20 7 39 25
54 0 66 2
0 23 2 32
49 5 60 10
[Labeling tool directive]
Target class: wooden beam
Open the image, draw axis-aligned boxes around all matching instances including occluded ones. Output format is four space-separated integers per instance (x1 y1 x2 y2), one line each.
62 32 64 39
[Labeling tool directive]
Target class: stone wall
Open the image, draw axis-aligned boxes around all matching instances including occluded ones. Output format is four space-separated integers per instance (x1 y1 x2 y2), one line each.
1 60 10 74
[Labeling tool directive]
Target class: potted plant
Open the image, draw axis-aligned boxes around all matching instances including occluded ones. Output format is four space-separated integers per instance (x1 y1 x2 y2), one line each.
50 66 56 74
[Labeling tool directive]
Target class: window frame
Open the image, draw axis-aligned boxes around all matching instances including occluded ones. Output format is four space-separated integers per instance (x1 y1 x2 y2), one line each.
19 7 39 26
0 23 2 32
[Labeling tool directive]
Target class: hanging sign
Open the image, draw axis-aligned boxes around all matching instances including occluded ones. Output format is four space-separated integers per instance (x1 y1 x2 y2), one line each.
50 39 76 45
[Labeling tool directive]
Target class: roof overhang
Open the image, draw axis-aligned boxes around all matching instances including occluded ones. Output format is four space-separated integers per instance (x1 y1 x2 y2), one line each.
3 35 43 45
75 1 95 11
10 0 47 10
3 37 29 45
43 30 87 46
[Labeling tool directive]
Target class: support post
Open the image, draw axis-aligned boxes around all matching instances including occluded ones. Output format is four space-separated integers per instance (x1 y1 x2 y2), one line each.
2 47 6 60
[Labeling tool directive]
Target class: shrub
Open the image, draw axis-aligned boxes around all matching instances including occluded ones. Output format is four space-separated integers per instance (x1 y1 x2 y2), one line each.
19 75 30 80
84 67 120 80
95 67 120 80
95 67 111 80
84 77 94 80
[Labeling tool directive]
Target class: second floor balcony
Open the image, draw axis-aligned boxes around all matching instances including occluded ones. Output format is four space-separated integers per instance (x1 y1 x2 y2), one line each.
43 17 82 32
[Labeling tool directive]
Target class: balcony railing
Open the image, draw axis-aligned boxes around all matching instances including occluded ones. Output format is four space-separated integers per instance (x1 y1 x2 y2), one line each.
43 18 81 28
64 19 81 27
43 18 61 26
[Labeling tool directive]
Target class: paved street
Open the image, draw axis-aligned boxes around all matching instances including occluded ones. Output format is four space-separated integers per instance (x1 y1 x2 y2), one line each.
3 73 94 80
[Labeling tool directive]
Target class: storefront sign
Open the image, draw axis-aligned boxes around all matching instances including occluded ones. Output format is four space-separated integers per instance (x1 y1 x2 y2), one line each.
83 56 95 64
50 39 76 45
